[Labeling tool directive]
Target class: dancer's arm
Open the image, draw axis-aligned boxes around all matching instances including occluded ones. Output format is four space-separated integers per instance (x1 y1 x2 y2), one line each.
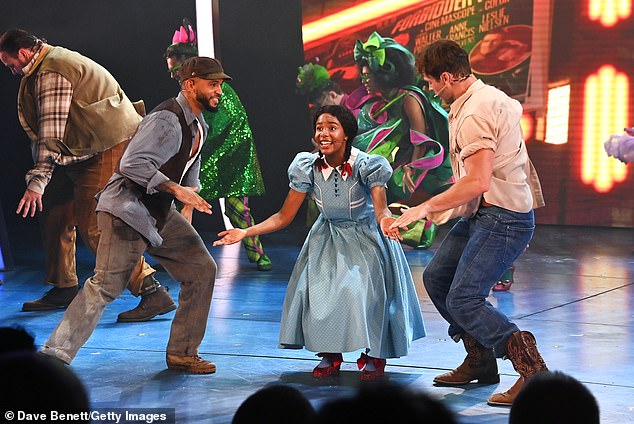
157 181 211 215
213 189 307 245
391 148 494 229
370 185 402 241
180 204 194 223
402 94 427 194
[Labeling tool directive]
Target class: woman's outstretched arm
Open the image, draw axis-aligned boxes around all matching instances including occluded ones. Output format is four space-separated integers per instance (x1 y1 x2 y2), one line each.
213 189 307 246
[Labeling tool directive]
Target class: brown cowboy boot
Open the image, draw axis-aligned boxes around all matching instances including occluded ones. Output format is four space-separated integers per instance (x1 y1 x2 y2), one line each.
434 333 500 386
487 331 548 406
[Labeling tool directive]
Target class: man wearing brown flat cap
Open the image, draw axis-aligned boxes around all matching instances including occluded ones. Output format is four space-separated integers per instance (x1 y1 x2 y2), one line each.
41 56 229 374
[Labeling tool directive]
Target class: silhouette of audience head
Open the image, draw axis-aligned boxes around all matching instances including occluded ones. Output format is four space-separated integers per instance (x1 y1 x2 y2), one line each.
315 381 456 424
510 371 599 424
0 326 36 354
0 350 89 416
232 384 315 424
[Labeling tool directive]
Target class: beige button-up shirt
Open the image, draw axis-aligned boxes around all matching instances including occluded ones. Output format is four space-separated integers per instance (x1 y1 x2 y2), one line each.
448 79 544 212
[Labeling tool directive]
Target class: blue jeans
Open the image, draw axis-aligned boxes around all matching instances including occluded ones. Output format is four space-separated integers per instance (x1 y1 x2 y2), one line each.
423 206 534 357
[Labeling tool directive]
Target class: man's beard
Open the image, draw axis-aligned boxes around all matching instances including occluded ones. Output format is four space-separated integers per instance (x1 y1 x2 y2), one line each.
203 103 219 113
197 94 219 113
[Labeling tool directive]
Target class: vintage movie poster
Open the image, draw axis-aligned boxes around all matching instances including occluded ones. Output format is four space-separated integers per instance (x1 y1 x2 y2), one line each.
304 0 536 104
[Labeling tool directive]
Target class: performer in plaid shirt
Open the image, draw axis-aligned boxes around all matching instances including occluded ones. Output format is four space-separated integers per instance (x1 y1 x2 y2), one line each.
0 28 175 321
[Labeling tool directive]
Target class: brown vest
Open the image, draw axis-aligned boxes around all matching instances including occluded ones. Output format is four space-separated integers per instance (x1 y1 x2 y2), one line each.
123 98 193 230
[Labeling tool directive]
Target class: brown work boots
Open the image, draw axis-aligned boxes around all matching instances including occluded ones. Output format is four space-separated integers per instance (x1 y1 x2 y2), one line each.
434 333 500 386
434 331 548 407
166 354 217 374
487 331 548 406
117 285 176 322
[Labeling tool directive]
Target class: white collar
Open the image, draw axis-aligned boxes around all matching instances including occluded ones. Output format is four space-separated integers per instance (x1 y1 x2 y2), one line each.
320 147 359 181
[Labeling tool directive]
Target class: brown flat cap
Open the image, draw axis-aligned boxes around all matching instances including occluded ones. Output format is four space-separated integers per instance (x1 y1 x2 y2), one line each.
177 56 232 82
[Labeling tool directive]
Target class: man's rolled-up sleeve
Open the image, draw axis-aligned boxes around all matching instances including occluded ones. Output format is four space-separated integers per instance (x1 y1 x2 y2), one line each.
456 114 498 162
118 112 182 194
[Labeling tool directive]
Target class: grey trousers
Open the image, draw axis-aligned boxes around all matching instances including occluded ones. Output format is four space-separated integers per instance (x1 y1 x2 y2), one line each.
42 210 216 364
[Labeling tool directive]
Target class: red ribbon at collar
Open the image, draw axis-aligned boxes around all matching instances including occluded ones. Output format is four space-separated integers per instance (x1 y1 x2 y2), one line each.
314 157 326 171
340 162 352 177
315 157 352 177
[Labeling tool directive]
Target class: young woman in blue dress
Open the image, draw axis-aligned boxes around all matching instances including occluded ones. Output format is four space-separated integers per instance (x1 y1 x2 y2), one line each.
214 105 425 380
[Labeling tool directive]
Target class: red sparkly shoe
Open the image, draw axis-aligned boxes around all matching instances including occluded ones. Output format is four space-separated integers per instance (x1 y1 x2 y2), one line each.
313 353 343 378
492 265 515 292
357 353 387 381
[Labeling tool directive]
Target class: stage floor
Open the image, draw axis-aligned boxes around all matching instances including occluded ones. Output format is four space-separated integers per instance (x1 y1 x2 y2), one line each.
0 223 632 423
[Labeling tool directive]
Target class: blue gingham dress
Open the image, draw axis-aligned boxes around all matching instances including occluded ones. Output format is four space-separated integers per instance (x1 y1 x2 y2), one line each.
279 149 425 359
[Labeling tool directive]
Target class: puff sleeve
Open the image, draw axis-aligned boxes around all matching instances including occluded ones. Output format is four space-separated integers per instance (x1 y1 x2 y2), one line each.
288 152 316 193
357 153 392 188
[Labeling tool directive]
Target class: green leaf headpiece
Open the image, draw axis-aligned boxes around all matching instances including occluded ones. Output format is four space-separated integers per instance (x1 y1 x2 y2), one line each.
353 31 414 74
296 63 332 100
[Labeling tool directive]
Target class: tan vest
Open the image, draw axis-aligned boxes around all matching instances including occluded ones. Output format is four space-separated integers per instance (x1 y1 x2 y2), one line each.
18 44 143 155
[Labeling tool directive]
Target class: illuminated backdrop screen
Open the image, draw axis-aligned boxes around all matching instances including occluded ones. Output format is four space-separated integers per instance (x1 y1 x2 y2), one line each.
301 0 633 228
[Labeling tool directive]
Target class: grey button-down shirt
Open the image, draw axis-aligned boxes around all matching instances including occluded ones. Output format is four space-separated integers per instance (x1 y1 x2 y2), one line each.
96 93 208 246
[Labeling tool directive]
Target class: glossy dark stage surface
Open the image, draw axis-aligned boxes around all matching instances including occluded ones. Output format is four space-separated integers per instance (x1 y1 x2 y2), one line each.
0 223 632 423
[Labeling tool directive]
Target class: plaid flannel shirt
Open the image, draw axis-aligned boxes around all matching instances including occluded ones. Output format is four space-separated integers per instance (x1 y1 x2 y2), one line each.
18 48 95 194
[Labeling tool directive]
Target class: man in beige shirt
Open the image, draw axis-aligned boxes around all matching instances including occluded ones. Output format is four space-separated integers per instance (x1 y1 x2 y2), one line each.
391 39 547 407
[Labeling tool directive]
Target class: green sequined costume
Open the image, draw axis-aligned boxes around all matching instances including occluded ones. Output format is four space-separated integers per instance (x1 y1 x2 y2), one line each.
198 83 270 268
199 83 265 199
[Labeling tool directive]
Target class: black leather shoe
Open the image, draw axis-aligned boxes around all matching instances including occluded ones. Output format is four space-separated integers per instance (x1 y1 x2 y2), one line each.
117 286 176 322
22 286 80 311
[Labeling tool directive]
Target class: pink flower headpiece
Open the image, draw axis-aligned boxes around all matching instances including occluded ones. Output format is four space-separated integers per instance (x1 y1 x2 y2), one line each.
172 19 196 45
